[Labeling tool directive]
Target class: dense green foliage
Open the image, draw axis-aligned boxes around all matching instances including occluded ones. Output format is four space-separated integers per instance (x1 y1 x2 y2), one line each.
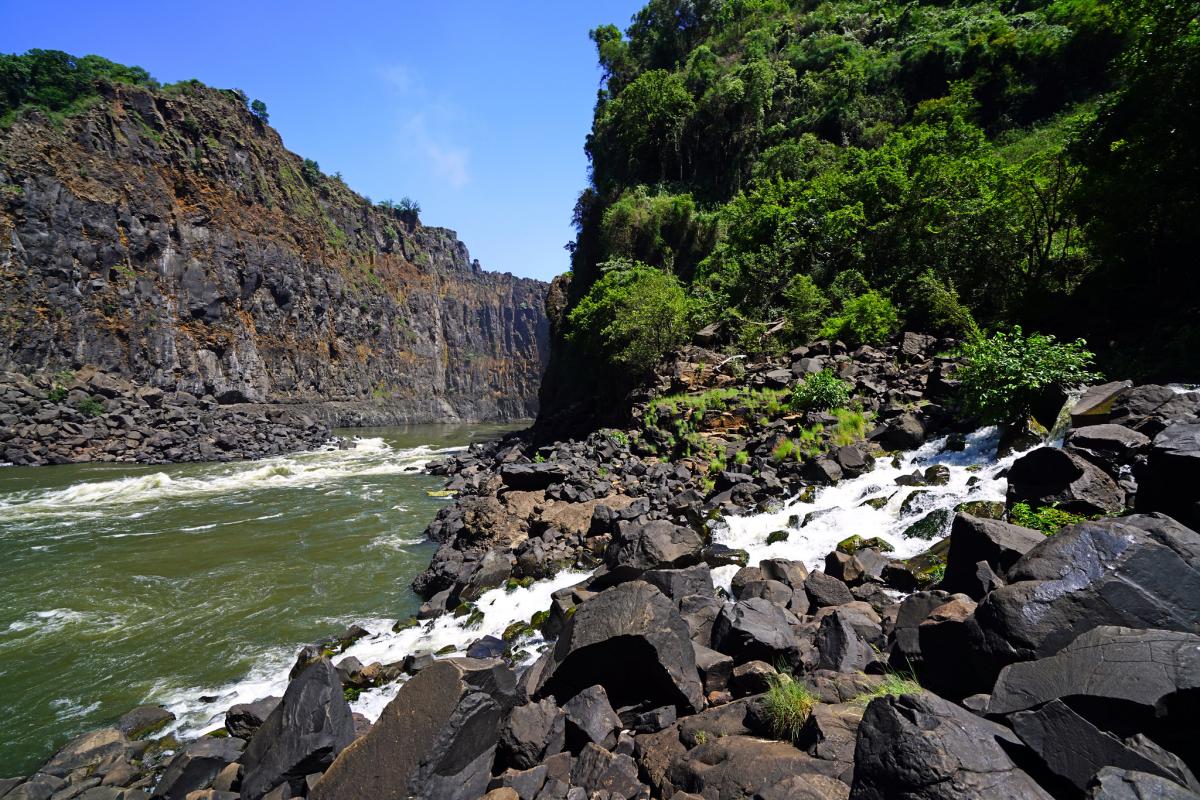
955 327 1100 424
547 0 1198 429
567 261 692 372
0 49 157 125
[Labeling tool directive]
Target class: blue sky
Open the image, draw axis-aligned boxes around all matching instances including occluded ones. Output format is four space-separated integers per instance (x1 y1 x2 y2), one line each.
0 1 646 282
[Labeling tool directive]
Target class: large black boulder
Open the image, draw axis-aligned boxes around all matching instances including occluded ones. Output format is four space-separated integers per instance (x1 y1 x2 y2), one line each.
500 462 572 490
535 581 704 714
1108 385 1200 436
497 698 565 770
850 692 1052 799
1139 423 1200 529
153 737 246 800
562 684 621 751
309 660 506 800
239 659 355 800
971 514 1200 676
225 696 281 741
603 519 704 582
940 513 1044 599
989 626 1200 773
1064 424 1151 480
712 598 802 666
1006 446 1125 515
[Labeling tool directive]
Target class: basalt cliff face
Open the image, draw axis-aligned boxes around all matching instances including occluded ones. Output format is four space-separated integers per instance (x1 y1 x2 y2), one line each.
0 82 549 424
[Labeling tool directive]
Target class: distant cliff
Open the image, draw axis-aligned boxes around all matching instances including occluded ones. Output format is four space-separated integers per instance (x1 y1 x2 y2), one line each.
0 81 548 423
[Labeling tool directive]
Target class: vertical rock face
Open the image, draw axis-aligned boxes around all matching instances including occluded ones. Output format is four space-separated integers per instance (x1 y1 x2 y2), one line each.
0 83 549 422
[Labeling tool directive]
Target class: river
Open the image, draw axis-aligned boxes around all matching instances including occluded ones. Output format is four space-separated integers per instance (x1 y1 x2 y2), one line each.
0 423 518 778
1 421 1021 780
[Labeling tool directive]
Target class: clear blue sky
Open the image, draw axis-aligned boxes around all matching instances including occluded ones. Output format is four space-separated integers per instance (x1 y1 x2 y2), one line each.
0 1 646 282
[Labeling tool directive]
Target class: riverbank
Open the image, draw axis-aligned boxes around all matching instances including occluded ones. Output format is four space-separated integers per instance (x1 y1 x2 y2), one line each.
3 336 1199 799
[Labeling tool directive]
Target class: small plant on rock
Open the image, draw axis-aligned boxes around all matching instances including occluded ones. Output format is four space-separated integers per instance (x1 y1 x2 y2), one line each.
763 672 817 742
1008 502 1094 535
853 671 922 705
76 397 104 417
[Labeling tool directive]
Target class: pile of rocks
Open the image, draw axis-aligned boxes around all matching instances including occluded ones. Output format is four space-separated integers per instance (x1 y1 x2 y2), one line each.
0 369 336 466
6 341 1198 799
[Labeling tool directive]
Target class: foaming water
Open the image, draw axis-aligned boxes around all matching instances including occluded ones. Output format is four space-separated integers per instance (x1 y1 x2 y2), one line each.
711 429 1018 589
0 422 520 778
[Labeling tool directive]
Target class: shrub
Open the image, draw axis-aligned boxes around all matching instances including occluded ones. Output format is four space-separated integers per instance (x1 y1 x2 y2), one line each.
763 672 817 742
906 270 981 341
76 397 105 417
955 327 1101 425
733 449 749 466
791 370 851 411
301 158 322 186
568 261 692 372
249 98 269 122
782 274 830 344
772 439 797 462
397 196 421 220
828 270 871 306
819 290 901 346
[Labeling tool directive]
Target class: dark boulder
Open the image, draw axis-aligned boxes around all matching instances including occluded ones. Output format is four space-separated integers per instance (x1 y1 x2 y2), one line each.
1006 446 1125 515
1088 767 1200 799
603 519 704 582
693 642 734 694
225 697 282 741
1011 699 1199 794
872 413 927 451
498 698 565 771
309 660 505 800
1065 424 1151 479
239 659 354 800
915 596 980 699
117 705 175 740
563 685 621 751
641 564 714 601
988 626 1200 771
571 743 644 799
940 513 1045 599
500 463 571 490
536 581 704 714
1139 423 1200 529
814 608 878 674
803 571 854 611
712 598 801 666
153 737 246 800
889 591 952 668
1108 385 1200 436
972 514 1200 676
850 692 1053 799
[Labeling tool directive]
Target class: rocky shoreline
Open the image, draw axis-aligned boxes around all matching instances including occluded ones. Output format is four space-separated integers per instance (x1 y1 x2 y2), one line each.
3 336 1199 800
0 369 339 466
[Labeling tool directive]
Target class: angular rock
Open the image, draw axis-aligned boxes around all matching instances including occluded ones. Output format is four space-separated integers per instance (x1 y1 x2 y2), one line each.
225 697 281 741
815 608 877 674
850 693 1052 799
1006 446 1126 515
154 738 246 800
117 706 175 740
1011 699 1199 793
872 413 927 451
641 564 714 601
603 520 703 582
536 581 704 714
712 598 801 666
803 571 854 611
563 685 621 752
1071 381 1135 427
240 660 354 800
570 743 643 799
973 514 1200 673
941 513 1044 599
1140 423 1200 529
693 642 734 694
1088 767 1200 799
309 660 504 800
499 698 566 771
670 735 843 799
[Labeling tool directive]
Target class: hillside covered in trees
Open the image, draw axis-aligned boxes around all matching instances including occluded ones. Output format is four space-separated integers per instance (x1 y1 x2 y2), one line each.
539 0 1199 434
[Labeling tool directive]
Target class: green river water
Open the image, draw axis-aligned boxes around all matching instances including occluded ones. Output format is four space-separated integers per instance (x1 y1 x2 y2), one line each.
0 423 518 778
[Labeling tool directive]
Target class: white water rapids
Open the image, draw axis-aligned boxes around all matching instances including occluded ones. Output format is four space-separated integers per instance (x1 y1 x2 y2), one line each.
158 426 1019 741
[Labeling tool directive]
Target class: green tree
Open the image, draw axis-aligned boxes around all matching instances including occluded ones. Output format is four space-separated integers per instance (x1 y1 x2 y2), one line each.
782 274 829 343
567 261 692 372
250 98 269 122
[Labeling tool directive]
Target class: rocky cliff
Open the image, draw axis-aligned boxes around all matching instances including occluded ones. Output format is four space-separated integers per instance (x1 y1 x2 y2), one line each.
0 81 549 424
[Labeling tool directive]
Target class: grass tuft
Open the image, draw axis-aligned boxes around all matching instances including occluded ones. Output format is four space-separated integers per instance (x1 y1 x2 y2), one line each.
763 672 817 742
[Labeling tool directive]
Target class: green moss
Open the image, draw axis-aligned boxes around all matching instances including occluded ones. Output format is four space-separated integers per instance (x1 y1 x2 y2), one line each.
435 644 457 655
837 535 894 555
1008 502 1097 535
391 616 419 633
343 686 363 702
766 530 790 545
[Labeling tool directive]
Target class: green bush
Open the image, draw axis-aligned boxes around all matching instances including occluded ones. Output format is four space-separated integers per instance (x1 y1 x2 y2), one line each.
763 672 817 742
567 261 692 372
76 397 105 417
782 274 830 344
790 370 852 411
819 290 901 347
906 270 981 341
829 270 871 306
956 327 1101 425
1 49 157 124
